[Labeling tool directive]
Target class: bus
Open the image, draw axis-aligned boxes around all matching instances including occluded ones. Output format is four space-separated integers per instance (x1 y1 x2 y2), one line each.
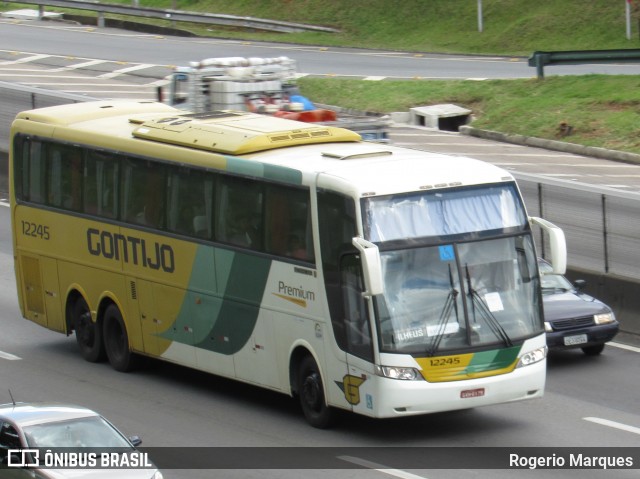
9 100 566 427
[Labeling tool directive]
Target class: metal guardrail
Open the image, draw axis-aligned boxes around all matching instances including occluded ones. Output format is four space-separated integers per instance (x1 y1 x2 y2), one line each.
3 0 340 33
528 49 640 79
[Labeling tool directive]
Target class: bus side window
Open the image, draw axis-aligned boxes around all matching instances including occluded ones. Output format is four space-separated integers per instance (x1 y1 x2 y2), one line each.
264 185 315 262
341 254 374 361
84 151 119 218
122 159 166 229
16 137 46 204
317 190 358 352
217 176 263 250
167 167 214 239
46 144 83 211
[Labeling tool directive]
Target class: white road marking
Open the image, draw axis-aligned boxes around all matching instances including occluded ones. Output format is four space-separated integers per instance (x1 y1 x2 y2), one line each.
11 82 154 92
584 417 640 436
53 59 110 71
609 341 640 353
0 351 22 361
17 82 151 87
0 74 113 79
0 200 9 207
338 456 428 479
98 64 155 79
0 53 50 65
364 76 387 81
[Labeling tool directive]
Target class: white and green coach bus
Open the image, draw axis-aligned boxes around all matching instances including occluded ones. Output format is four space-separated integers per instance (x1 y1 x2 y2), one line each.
9 101 566 427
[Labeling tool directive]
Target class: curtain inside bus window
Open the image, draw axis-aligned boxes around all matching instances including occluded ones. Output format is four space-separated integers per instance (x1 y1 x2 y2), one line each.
167 167 214 238
122 159 166 228
85 151 118 219
364 184 526 242
217 176 263 250
264 185 315 262
28 141 46 204
46 145 82 211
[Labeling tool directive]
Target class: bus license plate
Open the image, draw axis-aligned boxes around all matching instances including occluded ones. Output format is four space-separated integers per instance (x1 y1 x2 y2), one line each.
461 388 485 399
564 334 588 346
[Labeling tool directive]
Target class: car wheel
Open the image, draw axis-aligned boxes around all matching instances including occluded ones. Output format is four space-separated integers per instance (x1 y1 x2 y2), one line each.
103 304 138 372
74 298 105 362
297 355 334 428
582 344 605 356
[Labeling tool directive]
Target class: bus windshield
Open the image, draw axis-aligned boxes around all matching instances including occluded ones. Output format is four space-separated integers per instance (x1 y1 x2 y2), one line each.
374 235 541 354
362 184 540 355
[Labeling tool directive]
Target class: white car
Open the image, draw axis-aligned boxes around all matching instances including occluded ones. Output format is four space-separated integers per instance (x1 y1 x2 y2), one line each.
0 402 163 479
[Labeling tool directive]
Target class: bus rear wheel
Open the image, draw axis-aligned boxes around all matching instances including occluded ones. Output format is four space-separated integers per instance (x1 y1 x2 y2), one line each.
103 304 138 372
297 356 334 428
73 298 105 363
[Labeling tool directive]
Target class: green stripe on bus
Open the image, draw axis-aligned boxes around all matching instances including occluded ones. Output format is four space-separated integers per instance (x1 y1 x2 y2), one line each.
225 156 302 184
466 345 521 373
197 248 271 355
159 247 272 355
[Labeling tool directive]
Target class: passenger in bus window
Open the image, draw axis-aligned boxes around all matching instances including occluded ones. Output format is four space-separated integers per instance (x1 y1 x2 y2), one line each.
229 213 259 248
288 233 308 260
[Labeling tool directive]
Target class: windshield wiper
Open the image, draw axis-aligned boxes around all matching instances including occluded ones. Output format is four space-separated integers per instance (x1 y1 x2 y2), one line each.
465 265 513 347
428 264 459 356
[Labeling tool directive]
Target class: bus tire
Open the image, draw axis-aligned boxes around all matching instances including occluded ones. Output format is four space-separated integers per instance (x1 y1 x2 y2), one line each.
297 355 334 428
103 304 138 372
74 298 105 363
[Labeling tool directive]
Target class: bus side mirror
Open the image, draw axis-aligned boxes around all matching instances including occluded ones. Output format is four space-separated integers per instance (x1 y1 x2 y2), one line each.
530 216 567 275
352 237 384 297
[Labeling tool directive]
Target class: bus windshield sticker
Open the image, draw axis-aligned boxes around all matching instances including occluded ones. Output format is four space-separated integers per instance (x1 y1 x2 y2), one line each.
425 322 459 337
484 292 504 312
439 245 455 261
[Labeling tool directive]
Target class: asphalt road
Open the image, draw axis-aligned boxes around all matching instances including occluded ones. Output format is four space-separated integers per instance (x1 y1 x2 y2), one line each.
1 17 640 80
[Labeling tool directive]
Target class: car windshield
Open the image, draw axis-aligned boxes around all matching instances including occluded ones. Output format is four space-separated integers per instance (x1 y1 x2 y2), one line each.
538 261 573 292
23 416 133 448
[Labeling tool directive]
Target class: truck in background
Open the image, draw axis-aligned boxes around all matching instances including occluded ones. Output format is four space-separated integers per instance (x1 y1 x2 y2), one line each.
156 56 390 142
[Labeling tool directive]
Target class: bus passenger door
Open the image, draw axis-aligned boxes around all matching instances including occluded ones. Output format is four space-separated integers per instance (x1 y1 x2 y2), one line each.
18 255 64 332
340 254 377 416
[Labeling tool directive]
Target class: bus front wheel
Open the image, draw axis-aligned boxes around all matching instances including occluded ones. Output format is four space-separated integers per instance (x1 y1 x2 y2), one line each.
73 298 105 363
297 356 334 428
103 304 138 372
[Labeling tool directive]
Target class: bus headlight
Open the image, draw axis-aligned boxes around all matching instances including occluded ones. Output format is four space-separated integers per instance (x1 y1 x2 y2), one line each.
544 321 553 332
516 346 547 368
376 365 422 380
594 312 615 324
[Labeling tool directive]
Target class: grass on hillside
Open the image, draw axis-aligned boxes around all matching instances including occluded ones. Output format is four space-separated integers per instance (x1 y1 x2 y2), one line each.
298 75 640 154
4 0 640 55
